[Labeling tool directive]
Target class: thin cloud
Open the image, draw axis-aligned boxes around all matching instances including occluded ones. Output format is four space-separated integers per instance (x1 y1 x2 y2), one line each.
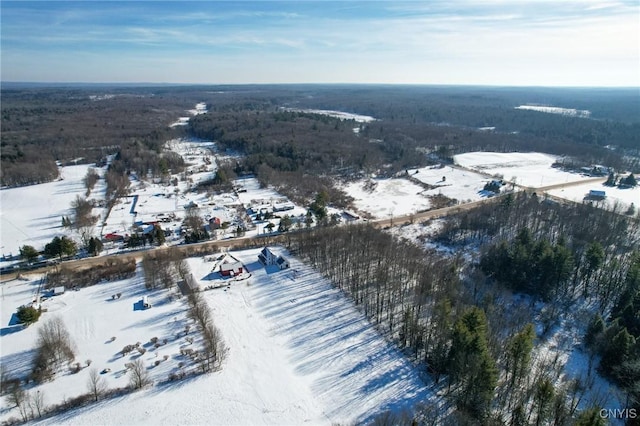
1 0 637 86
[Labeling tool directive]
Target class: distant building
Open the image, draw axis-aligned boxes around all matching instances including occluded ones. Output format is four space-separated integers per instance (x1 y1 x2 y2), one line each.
209 217 222 230
342 210 360 221
273 202 295 212
587 190 606 200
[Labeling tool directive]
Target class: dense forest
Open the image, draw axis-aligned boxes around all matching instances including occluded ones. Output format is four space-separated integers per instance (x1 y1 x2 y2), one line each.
284 193 639 423
2 85 638 194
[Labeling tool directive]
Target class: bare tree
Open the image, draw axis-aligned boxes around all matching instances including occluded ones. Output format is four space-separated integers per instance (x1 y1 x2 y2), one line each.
200 323 228 372
6 379 25 408
87 368 107 402
183 206 204 233
128 359 152 390
36 316 76 370
31 316 76 383
6 380 28 421
71 195 97 229
29 389 46 418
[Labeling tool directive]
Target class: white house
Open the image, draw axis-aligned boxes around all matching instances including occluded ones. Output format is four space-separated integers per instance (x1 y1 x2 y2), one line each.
276 256 290 270
258 247 279 265
258 247 290 270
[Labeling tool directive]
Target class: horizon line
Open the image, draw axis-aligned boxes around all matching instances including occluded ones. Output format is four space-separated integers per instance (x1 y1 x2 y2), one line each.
2 81 639 90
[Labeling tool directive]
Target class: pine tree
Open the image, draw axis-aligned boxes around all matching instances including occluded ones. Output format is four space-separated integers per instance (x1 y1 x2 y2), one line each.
532 378 554 425
88 237 103 256
601 327 635 376
448 307 497 418
622 173 637 187
506 323 535 388
573 407 607 426
605 172 616 186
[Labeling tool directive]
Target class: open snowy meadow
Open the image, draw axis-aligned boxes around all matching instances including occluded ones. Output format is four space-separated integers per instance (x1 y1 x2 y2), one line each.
454 152 593 188
548 182 639 213
341 165 491 219
0 165 106 259
1 247 430 425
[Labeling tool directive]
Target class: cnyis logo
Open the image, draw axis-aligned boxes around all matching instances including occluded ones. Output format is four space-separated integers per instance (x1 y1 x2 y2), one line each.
600 408 638 419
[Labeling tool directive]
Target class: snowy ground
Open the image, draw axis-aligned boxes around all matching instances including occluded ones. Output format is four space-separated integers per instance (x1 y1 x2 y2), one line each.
170 102 207 127
341 165 491 220
454 152 593 188
343 178 432 219
515 105 591 118
1 248 431 425
411 165 491 204
281 108 376 123
548 182 639 214
0 165 106 259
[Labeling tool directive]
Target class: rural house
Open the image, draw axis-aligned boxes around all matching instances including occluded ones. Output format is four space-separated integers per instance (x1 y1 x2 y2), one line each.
258 247 290 270
258 247 278 265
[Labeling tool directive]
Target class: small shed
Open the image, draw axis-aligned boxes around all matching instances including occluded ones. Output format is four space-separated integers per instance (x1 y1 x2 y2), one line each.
588 190 606 200
53 286 65 296
142 296 152 309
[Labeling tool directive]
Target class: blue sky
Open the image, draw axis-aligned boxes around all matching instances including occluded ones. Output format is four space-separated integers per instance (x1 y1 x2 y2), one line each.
1 1 638 86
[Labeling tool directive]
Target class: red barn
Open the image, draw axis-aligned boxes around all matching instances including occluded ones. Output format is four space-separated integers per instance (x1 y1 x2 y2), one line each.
220 261 243 277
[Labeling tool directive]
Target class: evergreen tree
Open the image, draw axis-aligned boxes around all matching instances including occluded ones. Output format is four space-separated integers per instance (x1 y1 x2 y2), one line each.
153 225 166 245
622 173 637 187
448 307 497 419
19 245 39 263
583 242 604 296
278 215 292 232
16 305 41 325
573 407 607 426
44 236 77 259
506 323 535 388
532 378 554 426
603 328 636 371
605 172 616 186
88 237 104 256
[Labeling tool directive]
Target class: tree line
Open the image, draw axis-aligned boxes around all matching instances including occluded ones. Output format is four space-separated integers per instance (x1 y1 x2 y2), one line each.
285 191 639 422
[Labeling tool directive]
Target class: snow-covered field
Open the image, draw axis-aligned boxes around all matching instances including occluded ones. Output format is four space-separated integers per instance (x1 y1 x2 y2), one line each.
0 165 106 258
282 108 376 123
412 165 491 204
548 182 639 213
515 105 591 118
343 178 431 219
342 165 491 219
1 248 430 425
454 152 592 188
170 102 207 127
